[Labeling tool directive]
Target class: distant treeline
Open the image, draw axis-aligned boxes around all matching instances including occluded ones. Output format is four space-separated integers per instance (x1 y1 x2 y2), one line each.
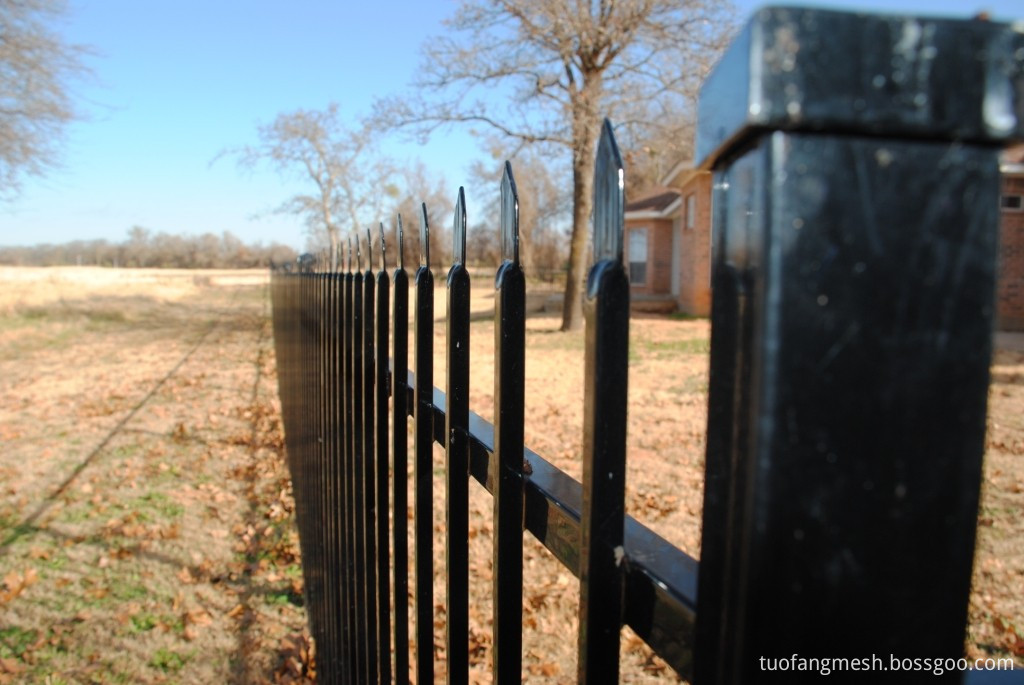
0 227 298 268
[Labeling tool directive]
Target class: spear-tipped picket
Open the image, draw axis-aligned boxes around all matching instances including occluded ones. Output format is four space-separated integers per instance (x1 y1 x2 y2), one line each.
493 161 525 685
500 162 519 266
374 220 392 684
412 200 434 685
397 214 405 271
392 211 410 685
446 187 471 685
578 118 629 684
592 118 625 266
453 187 467 266
419 202 430 270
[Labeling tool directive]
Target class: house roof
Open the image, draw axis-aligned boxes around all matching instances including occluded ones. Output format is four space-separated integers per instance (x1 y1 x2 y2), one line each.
624 186 682 220
659 159 696 187
625 186 681 213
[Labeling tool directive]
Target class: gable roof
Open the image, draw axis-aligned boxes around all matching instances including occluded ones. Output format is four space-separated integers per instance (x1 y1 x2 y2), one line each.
625 186 682 220
659 160 694 187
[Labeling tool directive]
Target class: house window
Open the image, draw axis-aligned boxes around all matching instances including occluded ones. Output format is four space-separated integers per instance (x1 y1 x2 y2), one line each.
1002 194 1023 211
685 194 696 229
628 228 648 285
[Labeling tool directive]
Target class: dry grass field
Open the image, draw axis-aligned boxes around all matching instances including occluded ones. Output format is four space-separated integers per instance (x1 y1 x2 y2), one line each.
0 266 1021 683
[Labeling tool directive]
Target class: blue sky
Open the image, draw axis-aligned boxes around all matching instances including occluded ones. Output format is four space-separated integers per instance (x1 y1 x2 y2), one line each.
0 0 1020 251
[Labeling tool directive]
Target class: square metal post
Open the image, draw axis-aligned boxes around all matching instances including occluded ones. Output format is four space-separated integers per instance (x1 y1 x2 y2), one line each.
694 7 1021 683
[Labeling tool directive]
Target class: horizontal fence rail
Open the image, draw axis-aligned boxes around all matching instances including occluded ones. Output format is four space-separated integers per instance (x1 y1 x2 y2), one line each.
270 7 1022 684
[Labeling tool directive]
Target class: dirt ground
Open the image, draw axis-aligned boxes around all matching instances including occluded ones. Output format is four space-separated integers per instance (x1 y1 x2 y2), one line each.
0 266 1021 684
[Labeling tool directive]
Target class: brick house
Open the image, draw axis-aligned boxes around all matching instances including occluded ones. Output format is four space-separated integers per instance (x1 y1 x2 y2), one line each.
625 150 1024 331
1000 145 1024 331
624 161 712 316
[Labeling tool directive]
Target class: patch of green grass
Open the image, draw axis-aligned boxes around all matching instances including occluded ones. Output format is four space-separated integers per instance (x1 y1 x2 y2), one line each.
135 492 184 519
110 581 149 602
85 308 128 324
56 502 96 524
0 626 39 659
151 463 183 483
265 587 304 608
21 306 52 321
150 647 189 673
130 614 158 634
643 338 710 357
668 311 708 322
40 550 68 571
0 508 22 533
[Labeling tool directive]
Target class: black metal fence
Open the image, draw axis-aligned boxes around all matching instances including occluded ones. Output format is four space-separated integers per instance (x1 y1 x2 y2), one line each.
270 7 1023 684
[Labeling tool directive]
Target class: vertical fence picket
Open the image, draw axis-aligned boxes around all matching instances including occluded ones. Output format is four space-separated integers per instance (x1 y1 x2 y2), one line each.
445 188 471 685
334 263 348 684
351 237 369 683
362 230 380 683
577 120 629 684
392 218 411 685
375 224 393 684
303 261 322 668
312 258 323 664
318 263 333 682
343 244 359 684
413 206 435 685
327 263 340 683
492 163 524 685
411 206 436 683
333 256 351 685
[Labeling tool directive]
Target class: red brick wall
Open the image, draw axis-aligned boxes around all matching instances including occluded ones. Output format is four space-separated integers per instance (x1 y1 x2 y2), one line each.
650 220 674 294
677 173 713 316
999 174 1024 331
625 219 673 296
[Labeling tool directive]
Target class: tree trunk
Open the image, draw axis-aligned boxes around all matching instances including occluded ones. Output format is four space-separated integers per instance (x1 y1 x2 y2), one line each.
560 86 602 332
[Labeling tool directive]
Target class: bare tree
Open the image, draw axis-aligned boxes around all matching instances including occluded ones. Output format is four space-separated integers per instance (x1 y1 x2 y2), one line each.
374 0 733 329
620 99 698 197
0 0 90 197
225 103 395 266
381 160 455 270
470 147 570 276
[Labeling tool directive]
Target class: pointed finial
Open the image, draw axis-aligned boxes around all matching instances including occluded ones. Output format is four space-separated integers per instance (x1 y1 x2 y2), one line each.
355 232 362 272
379 222 387 271
593 118 625 264
365 228 373 272
419 203 430 269
397 214 405 270
346 236 353 272
453 186 467 266
500 161 519 265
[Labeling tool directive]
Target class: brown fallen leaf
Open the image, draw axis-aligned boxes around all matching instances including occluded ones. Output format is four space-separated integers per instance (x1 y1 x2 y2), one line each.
0 658 23 675
185 608 213 627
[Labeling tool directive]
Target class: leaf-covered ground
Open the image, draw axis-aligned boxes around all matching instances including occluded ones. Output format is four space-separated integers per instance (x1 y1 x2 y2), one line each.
0 268 312 684
0 267 1020 684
